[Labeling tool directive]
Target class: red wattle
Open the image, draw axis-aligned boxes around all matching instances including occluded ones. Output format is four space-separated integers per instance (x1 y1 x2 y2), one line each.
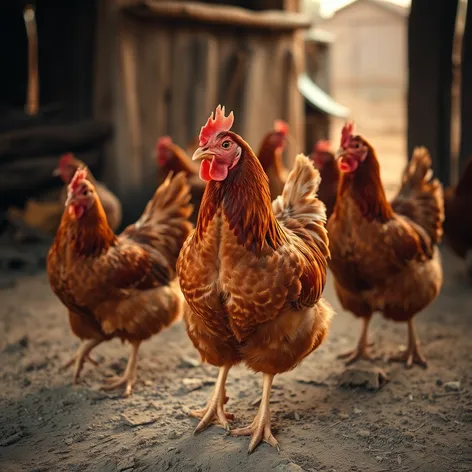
199 159 212 181
209 159 229 181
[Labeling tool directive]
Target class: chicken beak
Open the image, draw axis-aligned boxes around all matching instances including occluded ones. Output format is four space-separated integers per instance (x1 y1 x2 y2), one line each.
335 148 347 160
192 147 215 162
65 193 76 207
52 167 61 176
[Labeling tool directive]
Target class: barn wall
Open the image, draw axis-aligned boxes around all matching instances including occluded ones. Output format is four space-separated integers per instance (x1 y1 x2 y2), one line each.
94 1 307 222
321 1 407 134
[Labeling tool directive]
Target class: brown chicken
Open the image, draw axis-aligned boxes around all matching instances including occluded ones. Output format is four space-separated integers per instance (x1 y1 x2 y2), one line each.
257 120 289 199
55 153 122 232
328 123 444 368
155 136 206 223
47 169 193 396
443 157 472 276
310 140 339 219
177 106 332 453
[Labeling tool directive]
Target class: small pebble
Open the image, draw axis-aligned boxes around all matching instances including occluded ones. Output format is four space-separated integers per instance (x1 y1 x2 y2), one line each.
444 381 461 392
357 429 371 438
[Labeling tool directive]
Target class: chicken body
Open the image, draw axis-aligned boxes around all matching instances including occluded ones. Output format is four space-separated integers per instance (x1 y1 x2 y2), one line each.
257 121 289 199
56 153 122 232
328 136 444 368
443 157 472 275
177 109 331 453
48 171 192 395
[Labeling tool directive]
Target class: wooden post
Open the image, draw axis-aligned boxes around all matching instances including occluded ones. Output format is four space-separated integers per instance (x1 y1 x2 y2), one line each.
460 1 472 172
407 0 458 185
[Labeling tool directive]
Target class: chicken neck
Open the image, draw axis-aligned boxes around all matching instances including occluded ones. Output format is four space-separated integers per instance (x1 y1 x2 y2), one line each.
196 135 287 255
337 149 393 223
59 199 116 258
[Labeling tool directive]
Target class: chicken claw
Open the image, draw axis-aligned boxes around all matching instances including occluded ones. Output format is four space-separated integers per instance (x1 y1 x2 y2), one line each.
337 346 375 365
231 373 280 454
389 319 427 369
62 339 102 383
191 365 233 433
101 342 140 396
337 316 374 365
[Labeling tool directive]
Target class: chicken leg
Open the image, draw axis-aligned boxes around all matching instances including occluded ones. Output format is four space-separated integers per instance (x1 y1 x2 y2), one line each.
231 373 280 454
389 319 427 369
62 339 102 383
337 316 374 364
102 342 140 396
191 364 234 433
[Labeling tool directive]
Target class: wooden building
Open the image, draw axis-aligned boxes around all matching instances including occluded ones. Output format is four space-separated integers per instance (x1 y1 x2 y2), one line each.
320 0 408 135
0 0 313 223
95 0 311 221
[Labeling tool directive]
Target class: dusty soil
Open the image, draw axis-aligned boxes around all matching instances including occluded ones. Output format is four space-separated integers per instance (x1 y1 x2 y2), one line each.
0 244 471 472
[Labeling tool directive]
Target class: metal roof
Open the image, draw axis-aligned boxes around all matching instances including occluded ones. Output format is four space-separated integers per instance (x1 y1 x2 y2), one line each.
298 73 350 118
327 0 408 19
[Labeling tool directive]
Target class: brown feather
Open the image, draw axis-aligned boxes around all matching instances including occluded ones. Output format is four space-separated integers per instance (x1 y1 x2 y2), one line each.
328 140 443 322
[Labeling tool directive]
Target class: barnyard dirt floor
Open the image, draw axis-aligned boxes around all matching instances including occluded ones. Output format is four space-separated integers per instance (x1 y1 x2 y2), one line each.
0 245 471 472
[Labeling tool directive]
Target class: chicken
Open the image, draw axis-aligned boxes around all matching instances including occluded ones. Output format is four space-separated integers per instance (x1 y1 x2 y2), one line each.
443 157 472 275
177 106 332 453
310 140 339 219
54 153 122 232
47 169 193 396
155 136 206 224
257 120 290 199
327 123 444 368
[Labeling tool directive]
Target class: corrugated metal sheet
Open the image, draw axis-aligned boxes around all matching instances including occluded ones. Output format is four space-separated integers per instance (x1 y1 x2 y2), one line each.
298 73 350 118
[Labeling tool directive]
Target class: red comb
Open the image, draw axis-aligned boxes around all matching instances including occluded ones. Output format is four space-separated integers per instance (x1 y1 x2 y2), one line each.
59 152 74 167
274 120 289 136
157 136 173 150
341 122 354 149
199 105 234 146
69 167 88 193
315 140 331 153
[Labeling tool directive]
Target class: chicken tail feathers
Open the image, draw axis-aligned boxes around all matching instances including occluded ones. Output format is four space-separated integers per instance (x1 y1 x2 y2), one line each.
273 153 330 258
122 171 193 260
138 171 193 227
392 146 444 245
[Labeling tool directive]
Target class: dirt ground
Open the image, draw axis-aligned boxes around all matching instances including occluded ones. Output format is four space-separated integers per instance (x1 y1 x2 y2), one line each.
0 241 471 472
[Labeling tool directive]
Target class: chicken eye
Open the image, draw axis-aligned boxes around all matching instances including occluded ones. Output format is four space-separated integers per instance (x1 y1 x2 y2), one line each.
82 189 88 196
221 141 231 149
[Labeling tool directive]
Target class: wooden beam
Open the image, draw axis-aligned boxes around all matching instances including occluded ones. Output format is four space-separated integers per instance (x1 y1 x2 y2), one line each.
407 0 458 185
459 1 472 172
121 1 311 31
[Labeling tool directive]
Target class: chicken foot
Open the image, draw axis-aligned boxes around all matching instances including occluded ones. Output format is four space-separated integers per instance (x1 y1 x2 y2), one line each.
231 373 280 454
337 316 375 365
191 364 233 433
389 319 427 369
102 342 140 396
62 339 102 384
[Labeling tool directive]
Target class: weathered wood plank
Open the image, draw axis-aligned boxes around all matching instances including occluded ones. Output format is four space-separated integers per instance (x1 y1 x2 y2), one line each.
136 22 171 186
0 121 112 162
121 1 311 31
168 30 193 148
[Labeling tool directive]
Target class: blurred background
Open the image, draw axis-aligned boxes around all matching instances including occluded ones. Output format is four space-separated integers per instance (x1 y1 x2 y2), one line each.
0 0 469 278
